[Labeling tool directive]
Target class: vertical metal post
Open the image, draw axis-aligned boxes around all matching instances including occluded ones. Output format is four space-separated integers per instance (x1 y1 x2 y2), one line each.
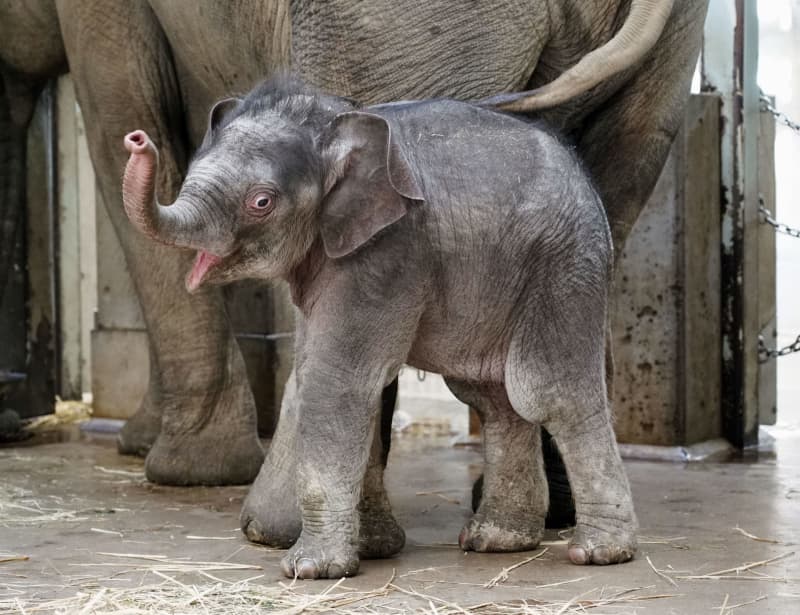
702 0 761 447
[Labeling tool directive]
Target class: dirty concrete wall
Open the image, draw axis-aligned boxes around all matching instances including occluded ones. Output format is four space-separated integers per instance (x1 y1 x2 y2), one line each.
55 76 97 400
612 94 722 446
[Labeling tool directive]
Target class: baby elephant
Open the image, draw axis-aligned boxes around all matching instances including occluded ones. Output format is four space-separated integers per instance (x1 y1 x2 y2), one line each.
122 77 637 579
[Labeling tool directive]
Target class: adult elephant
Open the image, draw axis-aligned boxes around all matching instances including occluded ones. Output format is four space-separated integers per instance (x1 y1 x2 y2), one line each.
1 0 708 551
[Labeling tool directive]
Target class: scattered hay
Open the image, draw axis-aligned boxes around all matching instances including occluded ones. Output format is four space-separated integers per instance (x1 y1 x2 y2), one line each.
386 582 677 614
645 556 678 588
538 540 567 547
70 552 263 576
677 551 796 581
484 549 549 588
1 575 679 615
399 565 460 578
420 577 591 591
25 398 92 431
0 484 89 527
91 528 124 538
415 491 461 505
93 466 146 480
732 526 781 544
395 417 453 437
0 556 28 565
716 593 767 614
2 553 677 615
638 536 689 550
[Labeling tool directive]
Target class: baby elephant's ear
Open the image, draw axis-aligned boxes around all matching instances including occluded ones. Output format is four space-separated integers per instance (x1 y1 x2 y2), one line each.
200 97 241 148
321 112 424 258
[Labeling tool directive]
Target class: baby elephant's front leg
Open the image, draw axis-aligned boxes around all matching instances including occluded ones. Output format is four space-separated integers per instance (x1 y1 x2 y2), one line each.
280 361 383 579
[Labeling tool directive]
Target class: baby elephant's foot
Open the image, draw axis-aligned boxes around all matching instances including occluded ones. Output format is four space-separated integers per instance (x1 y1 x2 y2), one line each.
567 523 637 565
280 536 360 579
459 510 544 553
359 507 405 559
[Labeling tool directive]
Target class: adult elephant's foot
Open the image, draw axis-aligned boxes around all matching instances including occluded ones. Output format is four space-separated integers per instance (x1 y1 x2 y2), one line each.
459 502 544 552
358 495 405 558
145 427 263 486
240 458 301 548
567 519 637 565
143 351 265 486
117 389 161 457
280 533 360 579
542 428 576 528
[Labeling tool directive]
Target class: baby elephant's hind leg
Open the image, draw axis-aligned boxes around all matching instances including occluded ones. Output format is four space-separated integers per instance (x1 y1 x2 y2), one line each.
506 327 637 565
445 379 547 552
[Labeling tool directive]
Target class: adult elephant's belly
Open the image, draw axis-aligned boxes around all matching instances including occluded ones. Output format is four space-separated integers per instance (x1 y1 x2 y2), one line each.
291 0 546 104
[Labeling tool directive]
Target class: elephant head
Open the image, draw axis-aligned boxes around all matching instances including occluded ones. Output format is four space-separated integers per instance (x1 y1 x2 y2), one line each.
122 80 423 292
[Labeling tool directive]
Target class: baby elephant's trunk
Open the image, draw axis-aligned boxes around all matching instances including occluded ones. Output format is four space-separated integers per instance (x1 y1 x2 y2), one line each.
122 130 165 242
121 130 202 249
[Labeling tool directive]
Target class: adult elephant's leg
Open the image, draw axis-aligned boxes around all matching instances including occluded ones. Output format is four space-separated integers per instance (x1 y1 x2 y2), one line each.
447 379 547 552
117 343 163 456
359 376 405 558
56 0 263 485
471 433 575 529
578 0 709 252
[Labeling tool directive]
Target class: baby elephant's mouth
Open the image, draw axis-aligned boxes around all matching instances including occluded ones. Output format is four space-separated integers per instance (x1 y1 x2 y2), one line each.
186 250 224 292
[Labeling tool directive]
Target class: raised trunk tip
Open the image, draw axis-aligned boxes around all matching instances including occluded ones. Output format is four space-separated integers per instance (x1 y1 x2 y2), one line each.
124 129 152 155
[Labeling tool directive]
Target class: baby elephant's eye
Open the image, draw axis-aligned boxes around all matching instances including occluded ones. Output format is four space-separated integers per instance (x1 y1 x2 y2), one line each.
246 191 275 217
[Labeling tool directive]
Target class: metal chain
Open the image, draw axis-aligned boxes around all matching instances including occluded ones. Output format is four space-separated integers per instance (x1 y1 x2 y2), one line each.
758 334 800 363
758 97 800 237
758 201 800 238
756 97 800 362
760 94 800 132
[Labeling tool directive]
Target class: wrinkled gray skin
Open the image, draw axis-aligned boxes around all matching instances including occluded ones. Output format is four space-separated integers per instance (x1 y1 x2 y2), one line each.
122 80 633 578
1 0 706 560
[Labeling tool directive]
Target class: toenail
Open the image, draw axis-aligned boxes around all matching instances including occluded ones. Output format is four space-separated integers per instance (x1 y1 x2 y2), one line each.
593 546 612 565
458 528 470 550
243 519 261 541
568 545 589 565
296 558 319 579
327 563 345 578
280 557 295 578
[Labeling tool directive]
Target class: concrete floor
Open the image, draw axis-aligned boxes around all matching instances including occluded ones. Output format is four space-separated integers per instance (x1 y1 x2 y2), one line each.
1 424 799 614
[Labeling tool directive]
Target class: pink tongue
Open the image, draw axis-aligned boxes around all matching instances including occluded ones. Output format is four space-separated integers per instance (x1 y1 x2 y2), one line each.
186 251 222 292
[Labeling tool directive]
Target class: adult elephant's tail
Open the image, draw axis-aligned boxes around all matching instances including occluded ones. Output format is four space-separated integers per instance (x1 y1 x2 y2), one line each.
479 0 675 112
